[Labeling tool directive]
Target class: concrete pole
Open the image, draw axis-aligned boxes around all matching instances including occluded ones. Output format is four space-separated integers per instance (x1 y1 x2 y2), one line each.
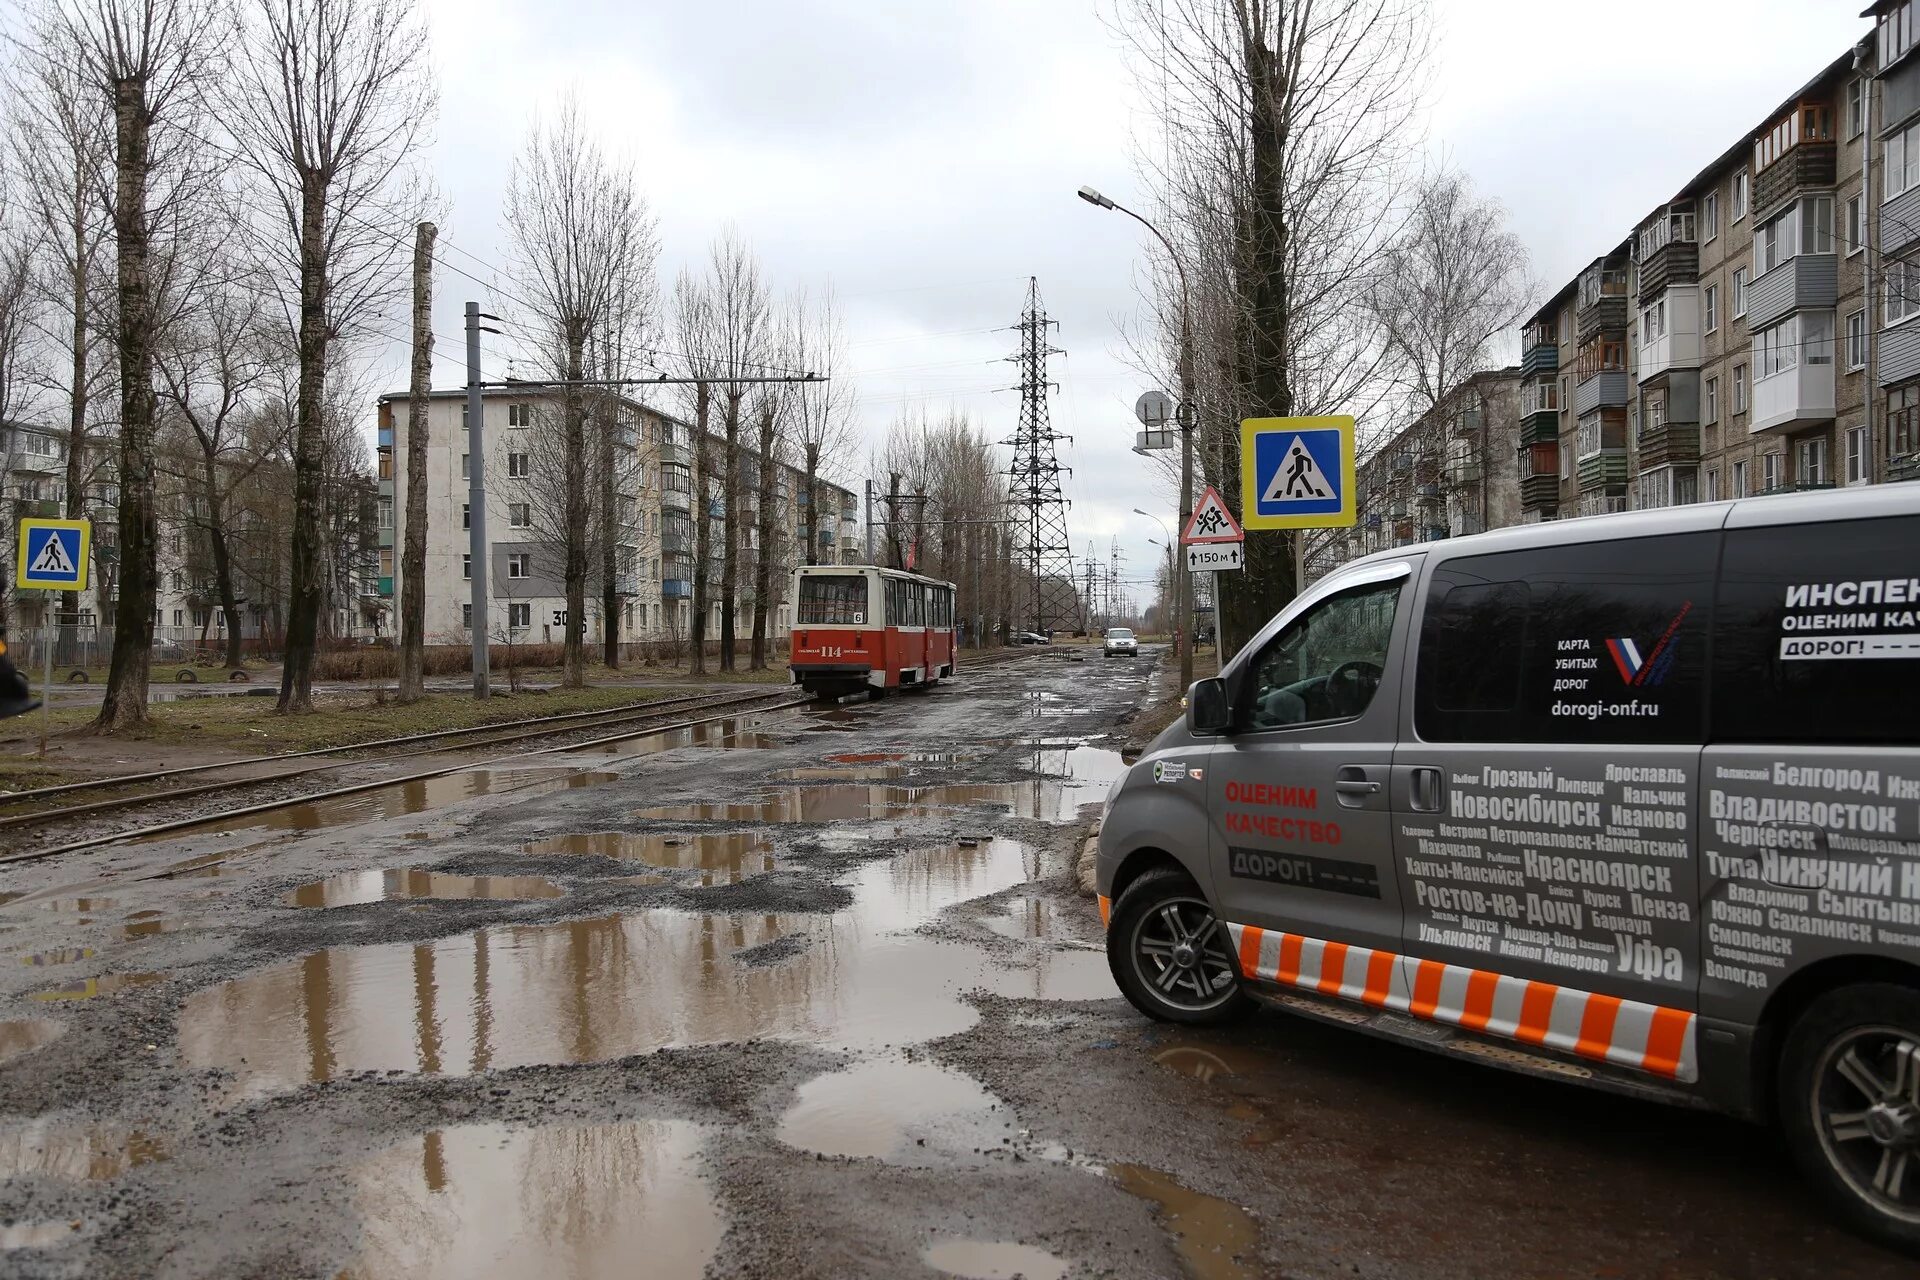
466 302 491 699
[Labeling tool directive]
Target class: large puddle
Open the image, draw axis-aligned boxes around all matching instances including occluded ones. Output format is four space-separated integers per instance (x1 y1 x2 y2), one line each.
522 831 775 885
137 769 621 843
593 717 780 756
0 1117 166 1181
631 746 1124 827
340 1119 720 1280
179 839 1114 1098
287 871 566 909
1111 1163 1262 1280
922 1239 1068 1280
776 1058 1000 1165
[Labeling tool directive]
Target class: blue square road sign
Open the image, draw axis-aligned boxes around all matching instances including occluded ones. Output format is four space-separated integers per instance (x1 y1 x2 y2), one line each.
15 518 91 591
1239 417 1356 531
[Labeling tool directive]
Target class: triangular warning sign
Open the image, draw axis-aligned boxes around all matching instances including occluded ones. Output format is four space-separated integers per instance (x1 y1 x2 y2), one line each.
1261 435 1336 504
1181 485 1244 544
28 534 75 577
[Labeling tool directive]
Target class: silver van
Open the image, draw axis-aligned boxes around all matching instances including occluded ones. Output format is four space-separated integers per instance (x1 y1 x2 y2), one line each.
1096 484 1920 1252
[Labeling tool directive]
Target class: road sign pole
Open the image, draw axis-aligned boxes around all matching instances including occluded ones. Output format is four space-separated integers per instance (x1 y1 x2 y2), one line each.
39 593 53 757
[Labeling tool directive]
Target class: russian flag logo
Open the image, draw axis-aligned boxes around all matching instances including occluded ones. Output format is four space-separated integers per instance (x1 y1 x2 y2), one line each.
1606 637 1644 684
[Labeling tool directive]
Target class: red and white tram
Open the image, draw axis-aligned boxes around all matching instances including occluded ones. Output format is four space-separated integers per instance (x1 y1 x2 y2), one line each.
789 564 957 698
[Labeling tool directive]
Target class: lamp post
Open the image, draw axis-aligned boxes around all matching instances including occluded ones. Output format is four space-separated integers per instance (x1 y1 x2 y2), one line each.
1083 185 1196 689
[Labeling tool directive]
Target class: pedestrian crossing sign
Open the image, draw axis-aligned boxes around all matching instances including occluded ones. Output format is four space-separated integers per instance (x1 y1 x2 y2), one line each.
15 518 90 591
1239 416 1356 531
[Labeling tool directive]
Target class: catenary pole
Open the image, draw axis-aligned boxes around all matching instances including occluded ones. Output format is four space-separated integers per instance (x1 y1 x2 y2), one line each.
466 303 491 699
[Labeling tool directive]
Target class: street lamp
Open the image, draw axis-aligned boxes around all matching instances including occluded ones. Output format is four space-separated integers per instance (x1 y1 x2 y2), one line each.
1137 510 1178 647
1084 185 1197 689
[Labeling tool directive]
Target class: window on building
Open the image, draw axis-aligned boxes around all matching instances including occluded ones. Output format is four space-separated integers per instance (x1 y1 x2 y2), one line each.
462 554 471 580
172 609 184 627
1894 383 1920 455
1415 533 1715 744
1732 169 1748 221
509 502 531 528
1762 451 1783 491
463 603 472 629
1797 436 1828 487
1755 316 1818 380
1704 284 1718 333
1846 424 1871 483
1881 2 1918 70
461 405 469 431
509 602 530 628
1639 297 1666 342
1704 468 1720 502
1848 78 1865 137
509 402 533 427
508 452 529 478
1703 191 1719 241
1846 310 1868 369
461 454 470 480
1845 194 1864 256
1733 364 1748 414
378 497 393 529
1704 376 1719 423
1888 259 1920 325
508 553 530 579
1887 117 1920 200
1713 515 1920 745
1732 267 1747 317
1733 459 1749 497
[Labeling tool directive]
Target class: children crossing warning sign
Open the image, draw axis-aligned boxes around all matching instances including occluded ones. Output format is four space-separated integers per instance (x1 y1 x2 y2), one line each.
1239 416 1356 531
15 518 90 591
1180 486 1244 544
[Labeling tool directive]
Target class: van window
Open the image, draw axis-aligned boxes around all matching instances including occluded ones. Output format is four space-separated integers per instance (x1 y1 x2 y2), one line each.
1242 579 1400 730
1415 532 1716 743
1711 514 1920 745
798 574 867 625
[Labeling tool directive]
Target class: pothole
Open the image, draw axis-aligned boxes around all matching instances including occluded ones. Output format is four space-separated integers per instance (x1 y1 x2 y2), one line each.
594 717 781 755
776 1058 1000 1164
0 1117 167 1181
17 949 96 967
0 1019 63 1067
1110 1163 1262 1280
180 839 1112 1098
287 870 566 908
28 972 163 1001
922 1239 1068 1279
522 831 775 885
341 1119 720 1280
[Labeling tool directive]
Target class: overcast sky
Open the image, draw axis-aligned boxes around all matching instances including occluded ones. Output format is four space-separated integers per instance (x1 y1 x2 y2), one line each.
389 0 1875 607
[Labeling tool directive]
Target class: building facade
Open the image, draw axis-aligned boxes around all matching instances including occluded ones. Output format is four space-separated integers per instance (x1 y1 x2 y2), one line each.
374 388 861 650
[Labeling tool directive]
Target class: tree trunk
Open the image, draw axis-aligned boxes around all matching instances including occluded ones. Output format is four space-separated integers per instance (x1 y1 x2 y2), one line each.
749 402 776 670
688 382 710 676
803 443 819 567
562 320 588 689
93 77 158 734
278 174 332 714
598 395 618 670
201 452 245 670
718 388 741 672
398 222 435 702
60 179 90 666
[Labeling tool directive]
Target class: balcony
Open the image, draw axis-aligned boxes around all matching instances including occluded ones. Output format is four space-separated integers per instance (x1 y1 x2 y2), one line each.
662 578 690 599
1521 319 1559 377
1747 255 1837 331
1576 262 1630 344
658 442 689 468
1520 473 1560 512
1637 285 1701 383
1635 205 1698 299
614 573 641 597
661 487 691 512
377 575 393 597
1636 421 1701 470
1752 361 1836 434
1577 452 1628 492
1753 103 1835 216
1889 452 1920 483
1574 372 1629 416
660 532 689 555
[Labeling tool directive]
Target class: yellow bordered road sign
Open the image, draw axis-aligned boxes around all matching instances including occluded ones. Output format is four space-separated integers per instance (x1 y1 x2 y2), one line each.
16 517 90 591
1239 416 1356 531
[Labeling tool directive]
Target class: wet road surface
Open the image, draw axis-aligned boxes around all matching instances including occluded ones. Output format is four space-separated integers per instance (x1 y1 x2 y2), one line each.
0 648 1910 1278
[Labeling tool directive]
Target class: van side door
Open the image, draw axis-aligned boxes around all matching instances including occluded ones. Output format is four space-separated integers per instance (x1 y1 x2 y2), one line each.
1390 531 1718 1080
1207 560 1418 959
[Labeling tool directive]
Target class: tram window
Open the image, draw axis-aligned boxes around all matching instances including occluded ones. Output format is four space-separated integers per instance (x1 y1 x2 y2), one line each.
798 574 868 625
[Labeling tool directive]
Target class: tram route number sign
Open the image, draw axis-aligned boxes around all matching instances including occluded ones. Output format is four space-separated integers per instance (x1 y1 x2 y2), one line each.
1187 542 1244 573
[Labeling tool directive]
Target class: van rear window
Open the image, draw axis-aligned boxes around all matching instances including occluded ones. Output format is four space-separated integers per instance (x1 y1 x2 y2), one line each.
1712 514 1920 745
1415 532 1716 743
798 574 867 625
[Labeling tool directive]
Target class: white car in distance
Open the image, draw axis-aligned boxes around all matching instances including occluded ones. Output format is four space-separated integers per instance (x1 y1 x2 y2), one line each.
1102 627 1138 658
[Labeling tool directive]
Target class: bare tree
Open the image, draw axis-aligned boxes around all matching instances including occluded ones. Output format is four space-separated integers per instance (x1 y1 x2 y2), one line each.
1370 167 1534 415
43 0 228 731
230 0 435 712
787 288 855 568
704 230 768 674
397 219 433 701
670 269 717 675
1110 0 1431 644
503 98 653 688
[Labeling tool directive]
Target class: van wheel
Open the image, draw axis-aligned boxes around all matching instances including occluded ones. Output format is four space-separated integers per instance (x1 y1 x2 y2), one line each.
1107 868 1251 1025
1779 983 1920 1253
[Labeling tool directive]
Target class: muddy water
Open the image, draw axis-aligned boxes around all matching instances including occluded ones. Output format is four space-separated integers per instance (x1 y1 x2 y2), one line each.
522 831 775 885
180 839 1114 1098
594 717 780 756
0 1018 62 1066
776 1058 999 1163
922 1239 1068 1280
287 870 565 909
982 896 1075 944
135 769 621 843
632 746 1125 827
340 1119 719 1280
1110 1163 1262 1280
29 972 162 1001
0 1117 166 1181
18 948 95 966
0 1222 83 1250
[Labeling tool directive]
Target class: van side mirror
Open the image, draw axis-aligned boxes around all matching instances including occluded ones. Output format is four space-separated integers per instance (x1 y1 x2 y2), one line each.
1187 677 1231 734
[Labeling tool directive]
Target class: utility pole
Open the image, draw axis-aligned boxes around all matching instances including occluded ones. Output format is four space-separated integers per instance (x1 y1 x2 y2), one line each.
398 222 435 703
466 302 494 699
1004 278 1073 636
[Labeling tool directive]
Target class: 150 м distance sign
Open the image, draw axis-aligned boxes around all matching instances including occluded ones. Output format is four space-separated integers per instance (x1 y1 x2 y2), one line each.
1186 542 1244 573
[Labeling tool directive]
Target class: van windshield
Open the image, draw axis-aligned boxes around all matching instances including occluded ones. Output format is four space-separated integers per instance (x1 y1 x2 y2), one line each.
797 574 867 625
1109 628 1133 639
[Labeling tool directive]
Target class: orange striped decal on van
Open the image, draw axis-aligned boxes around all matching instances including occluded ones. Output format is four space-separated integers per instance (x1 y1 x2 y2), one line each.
1225 924 1698 1084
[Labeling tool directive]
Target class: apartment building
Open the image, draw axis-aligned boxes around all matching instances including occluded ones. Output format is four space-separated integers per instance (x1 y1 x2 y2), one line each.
1319 368 1521 574
374 388 861 649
